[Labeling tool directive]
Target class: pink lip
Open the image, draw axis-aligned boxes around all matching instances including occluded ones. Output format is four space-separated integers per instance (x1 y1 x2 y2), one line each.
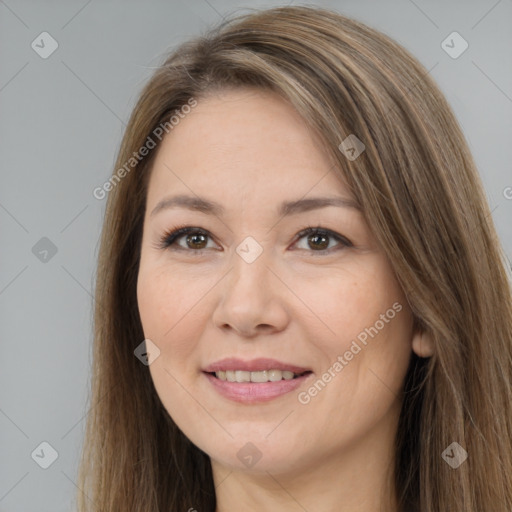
203 372 313 403
202 357 311 373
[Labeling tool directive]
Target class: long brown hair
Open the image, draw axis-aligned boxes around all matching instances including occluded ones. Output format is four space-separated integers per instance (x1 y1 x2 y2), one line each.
76 6 512 511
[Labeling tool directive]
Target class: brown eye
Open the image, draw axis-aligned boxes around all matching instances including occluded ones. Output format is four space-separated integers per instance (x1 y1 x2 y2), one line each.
185 232 208 249
306 232 329 250
158 226 215 253
293 227 352 254
158 225 352 256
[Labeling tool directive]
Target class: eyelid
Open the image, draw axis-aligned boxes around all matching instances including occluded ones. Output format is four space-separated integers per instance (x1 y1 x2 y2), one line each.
156 224 353 254
292 226 353 252
154 225 216 252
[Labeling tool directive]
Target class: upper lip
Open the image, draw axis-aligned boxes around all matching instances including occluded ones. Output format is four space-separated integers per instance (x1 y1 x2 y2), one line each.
203 357 311 374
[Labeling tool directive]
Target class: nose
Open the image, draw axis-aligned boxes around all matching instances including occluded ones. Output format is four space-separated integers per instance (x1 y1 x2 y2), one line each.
211 248 290 338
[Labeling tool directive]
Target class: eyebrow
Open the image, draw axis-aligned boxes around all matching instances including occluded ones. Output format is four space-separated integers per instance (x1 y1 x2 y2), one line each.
150 194 361 218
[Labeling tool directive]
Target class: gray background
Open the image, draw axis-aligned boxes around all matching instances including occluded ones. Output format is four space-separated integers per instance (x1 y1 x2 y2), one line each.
1 0 511 510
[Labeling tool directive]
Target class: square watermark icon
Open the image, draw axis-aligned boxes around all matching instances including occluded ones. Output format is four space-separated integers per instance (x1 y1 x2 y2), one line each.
31 441 58 469
237 442 262 468
338 134 365 161
441 441 468 469
441 32 468 59
236 236 263 264
134 338 161 365
31 32 59 59
32 237 58 263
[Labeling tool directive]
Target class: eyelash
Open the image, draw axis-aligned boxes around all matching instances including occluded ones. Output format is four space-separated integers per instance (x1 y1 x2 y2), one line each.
155 224 353 256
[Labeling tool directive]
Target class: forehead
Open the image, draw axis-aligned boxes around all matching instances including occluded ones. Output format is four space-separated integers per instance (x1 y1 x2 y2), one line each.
146 88 351 209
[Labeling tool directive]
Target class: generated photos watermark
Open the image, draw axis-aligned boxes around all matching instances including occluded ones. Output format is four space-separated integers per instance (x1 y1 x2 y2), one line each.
93 97 197 200
298 301 403 404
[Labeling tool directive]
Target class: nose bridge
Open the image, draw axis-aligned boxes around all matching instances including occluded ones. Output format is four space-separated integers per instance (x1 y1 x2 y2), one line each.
212 236 288 335
229 235 272 296
235 234 267 267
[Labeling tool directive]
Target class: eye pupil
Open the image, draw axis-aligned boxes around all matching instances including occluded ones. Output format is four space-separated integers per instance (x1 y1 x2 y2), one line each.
308 233 329 250
160 226 349 255
187 233 207 249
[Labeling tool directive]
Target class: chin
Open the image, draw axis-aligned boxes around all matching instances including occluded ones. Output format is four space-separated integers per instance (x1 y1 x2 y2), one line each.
204 434 309 474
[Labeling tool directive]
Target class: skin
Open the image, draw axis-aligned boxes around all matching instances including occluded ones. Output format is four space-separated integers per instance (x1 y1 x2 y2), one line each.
137 87 433 512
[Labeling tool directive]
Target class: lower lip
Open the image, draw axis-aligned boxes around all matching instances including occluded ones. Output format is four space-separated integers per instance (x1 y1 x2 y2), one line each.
203 372 313 403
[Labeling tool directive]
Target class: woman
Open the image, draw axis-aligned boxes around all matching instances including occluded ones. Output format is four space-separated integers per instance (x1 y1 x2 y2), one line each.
77 6 512 512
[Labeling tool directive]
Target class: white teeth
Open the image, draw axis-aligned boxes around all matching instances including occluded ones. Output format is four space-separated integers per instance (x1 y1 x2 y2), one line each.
235 370 251 382
214 369 300 382
250 370 267 383
268 369 285 381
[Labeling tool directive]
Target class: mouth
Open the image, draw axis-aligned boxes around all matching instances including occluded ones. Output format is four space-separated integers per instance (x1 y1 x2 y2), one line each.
201 358 313 402
203 370 314 403
205 369 313 383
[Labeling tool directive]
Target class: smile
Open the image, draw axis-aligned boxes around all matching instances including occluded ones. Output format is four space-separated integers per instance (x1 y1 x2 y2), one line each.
211 369 311 382
203 371 313 403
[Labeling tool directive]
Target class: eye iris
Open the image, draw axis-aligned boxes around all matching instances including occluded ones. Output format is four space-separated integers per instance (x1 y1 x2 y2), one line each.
187 233 207 249
308 233 329 250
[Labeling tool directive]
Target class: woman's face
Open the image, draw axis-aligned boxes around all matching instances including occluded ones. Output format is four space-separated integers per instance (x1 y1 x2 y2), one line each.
137 88 415 476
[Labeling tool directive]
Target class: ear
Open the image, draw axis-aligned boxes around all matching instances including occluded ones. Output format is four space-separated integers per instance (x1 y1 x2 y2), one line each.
411 329 434 358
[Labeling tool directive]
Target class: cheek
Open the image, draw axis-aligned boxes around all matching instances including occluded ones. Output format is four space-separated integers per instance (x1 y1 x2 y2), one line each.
137 265 206 423
310 260 405 338
302 270 412 442
137 264 203 363
311 259 412 388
